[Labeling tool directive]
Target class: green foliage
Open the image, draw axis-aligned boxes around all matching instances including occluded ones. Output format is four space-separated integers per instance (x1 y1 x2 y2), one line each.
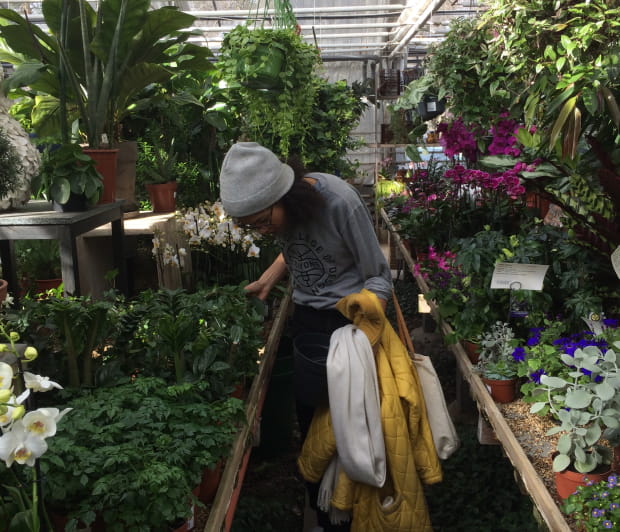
0 0 213 147
14 239 62 281
40 377 245 531
563 473 620 531
31 143 103 205
476 321 519 380
529 341 620 473
0 126 22 200
11 290 121 388
217 24 321 159
99 287 265 392
298 78 368 176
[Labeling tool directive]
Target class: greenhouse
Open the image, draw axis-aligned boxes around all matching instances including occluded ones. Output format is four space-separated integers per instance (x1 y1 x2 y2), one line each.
0 0 619 531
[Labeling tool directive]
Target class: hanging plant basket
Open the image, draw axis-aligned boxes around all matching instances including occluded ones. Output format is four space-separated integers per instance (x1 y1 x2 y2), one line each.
236 43 286 90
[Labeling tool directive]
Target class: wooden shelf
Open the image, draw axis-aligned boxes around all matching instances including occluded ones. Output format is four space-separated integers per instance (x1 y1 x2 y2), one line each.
380 208 571 532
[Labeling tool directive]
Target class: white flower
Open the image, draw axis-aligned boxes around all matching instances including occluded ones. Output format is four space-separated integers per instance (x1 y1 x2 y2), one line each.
0 390 30 428
247 243 261 258
0 362 13 390
22 407 71 439
1 293 13 308
23 372 63 392
0 420 48 467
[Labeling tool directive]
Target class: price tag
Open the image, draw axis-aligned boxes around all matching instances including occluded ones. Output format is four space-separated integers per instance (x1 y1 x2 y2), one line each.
490 262 549 291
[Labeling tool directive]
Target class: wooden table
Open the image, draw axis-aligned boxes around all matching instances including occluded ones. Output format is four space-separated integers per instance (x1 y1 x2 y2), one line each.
379 208 571 532
0 200 127 299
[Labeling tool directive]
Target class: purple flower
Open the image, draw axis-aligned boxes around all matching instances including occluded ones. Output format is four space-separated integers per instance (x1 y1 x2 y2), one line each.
511 347 526 362
603 521 613 529
530 368 546 384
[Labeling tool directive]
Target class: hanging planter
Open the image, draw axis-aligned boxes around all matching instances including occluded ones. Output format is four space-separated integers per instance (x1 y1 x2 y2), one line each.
236 43 286 90
417 96 446 121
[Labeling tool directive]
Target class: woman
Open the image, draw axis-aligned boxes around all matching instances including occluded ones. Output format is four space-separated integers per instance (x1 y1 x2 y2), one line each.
219 141 392 531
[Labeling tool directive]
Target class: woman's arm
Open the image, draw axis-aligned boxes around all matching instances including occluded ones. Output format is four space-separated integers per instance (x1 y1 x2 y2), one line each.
244 252 288 300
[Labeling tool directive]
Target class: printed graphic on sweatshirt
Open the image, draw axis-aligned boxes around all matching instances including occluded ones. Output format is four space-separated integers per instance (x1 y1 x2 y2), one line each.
286 239 337 294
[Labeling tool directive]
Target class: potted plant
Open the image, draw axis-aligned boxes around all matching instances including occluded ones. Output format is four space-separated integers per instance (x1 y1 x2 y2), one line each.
475 321 520 403
562 473 620 531
137 139 181 213
14 240 62 295
31 143 103 211
529 341 620 498
218 23 320 158
0 0 212 203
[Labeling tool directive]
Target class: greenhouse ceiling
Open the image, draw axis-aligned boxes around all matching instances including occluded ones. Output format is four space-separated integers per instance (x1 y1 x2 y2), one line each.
1 0 486 64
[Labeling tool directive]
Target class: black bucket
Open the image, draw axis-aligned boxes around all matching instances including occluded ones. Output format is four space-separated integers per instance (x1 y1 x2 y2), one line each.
293 332 331 407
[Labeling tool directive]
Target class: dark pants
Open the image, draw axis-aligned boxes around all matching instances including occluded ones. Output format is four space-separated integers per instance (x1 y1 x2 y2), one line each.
289 304 352 532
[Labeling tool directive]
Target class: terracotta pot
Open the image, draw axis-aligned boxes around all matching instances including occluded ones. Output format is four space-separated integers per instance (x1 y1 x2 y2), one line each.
554 466 612 500
83 148 119 204
481 377 517 403
35 278 63 294
199 461 224 504
463 340 481 364
146 182 177 213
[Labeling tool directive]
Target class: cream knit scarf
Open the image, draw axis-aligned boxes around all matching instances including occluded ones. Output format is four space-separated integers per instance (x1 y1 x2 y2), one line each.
317 324 386 523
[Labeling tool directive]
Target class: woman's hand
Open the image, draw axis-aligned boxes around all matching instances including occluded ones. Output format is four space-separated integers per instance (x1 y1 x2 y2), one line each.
244 253 288 300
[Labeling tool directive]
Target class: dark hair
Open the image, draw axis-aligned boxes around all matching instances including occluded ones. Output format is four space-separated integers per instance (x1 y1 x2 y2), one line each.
280 155 326 227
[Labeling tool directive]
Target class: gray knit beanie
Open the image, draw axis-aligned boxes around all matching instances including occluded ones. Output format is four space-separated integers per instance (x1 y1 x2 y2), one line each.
219 142 294 217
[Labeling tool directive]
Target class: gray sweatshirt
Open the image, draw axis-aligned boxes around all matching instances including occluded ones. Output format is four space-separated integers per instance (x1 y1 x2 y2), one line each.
281 172 392 309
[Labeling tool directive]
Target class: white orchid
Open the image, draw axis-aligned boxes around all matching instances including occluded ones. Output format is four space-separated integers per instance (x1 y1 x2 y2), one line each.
0 361 13 390
0 420 48 467
23 371 63 392
22 407 72 439
0 389 30 428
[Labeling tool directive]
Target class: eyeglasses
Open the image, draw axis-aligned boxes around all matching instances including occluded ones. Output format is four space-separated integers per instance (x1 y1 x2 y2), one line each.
235 205 274 230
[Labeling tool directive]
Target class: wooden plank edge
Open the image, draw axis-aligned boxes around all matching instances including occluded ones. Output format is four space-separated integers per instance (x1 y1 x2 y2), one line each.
204 289 292 532
382 211 571 532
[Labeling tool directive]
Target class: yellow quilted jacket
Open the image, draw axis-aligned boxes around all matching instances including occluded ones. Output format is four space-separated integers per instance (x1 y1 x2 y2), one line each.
297 289 442 531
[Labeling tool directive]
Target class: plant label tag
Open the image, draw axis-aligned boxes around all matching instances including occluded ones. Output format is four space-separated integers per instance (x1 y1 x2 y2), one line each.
612 245 620 279
490 262 549 291
418 293 431 313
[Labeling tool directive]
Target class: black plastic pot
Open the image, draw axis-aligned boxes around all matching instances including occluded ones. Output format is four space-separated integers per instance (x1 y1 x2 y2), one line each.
417 96 446 121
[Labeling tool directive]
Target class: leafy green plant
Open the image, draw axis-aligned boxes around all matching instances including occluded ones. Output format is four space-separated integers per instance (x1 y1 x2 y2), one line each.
529 341 620 473
294 78 368 175
31 143 103 206
562 473 620 531
14 240 62 282
40 377 245 531
0 126 22 200
218 24 321 158
99 287 265 392
11 291 121 388
475 322 519 380
136 139 181 185
0 0 212 147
